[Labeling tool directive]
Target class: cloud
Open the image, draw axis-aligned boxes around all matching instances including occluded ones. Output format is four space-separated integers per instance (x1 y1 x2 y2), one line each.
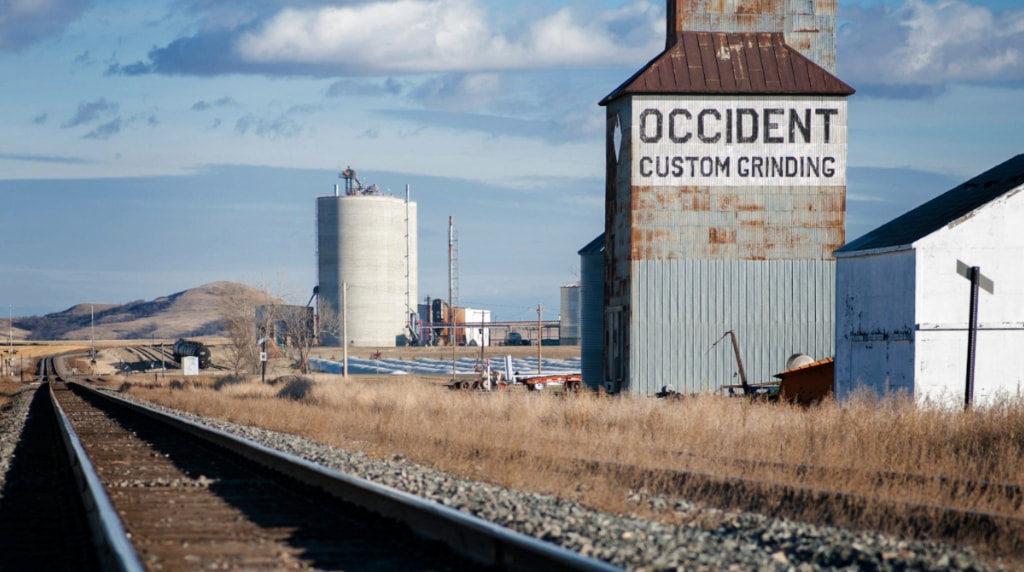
234 113 302 138
377 108 565 142
411 73 504 110
326 77 404 97
191 96 239 110
32 113 47 125
83 118 123 140
0 0 89 52
0 152 95 164
839 0 1024 97
61 99 119 128
110 0 662 77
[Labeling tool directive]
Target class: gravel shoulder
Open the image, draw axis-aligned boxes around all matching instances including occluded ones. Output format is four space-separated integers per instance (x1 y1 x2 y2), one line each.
1 383 1016 571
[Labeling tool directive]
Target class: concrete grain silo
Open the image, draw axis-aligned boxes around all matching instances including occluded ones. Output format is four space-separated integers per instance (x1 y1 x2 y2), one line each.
317 173 417 347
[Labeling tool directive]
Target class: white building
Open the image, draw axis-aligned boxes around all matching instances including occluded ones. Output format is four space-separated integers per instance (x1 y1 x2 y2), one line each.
834 154 1024 407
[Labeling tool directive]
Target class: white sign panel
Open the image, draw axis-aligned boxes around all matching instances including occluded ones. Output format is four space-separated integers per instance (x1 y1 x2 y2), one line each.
183 356 199 376
632 97 847 186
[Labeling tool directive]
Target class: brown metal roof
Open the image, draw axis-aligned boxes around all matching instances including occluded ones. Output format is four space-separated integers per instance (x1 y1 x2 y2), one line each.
600 31 854 105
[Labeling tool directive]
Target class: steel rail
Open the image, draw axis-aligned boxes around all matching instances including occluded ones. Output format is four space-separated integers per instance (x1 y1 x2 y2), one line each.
48 382 145 572
69 381 621 572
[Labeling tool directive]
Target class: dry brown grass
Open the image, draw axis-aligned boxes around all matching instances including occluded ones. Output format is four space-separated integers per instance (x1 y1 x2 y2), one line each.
0 380 22 410
119 374 1024 560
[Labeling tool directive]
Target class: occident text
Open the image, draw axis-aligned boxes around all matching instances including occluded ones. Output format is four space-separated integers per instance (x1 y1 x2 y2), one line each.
631 101 847 186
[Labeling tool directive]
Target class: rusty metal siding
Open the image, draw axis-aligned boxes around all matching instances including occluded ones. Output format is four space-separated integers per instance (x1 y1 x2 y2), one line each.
667 0 836 74
630 259 835 394
630 185 845 261
605 98 634 391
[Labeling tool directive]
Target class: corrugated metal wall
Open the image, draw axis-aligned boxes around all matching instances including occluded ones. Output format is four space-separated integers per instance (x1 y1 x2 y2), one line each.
668 0 836 73
630 259 835 394
580 248 605 389
559 285 582 346
317 195 418 347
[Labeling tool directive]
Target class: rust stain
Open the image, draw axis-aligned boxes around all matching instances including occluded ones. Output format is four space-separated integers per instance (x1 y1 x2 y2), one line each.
741 243 767 260
709 227 737 244
735 0 783 15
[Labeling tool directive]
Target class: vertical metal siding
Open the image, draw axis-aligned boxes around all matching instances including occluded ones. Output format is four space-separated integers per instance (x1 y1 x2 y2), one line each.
668 0 836 73
581 251 605 388
630 259 835 395
559 285 582 346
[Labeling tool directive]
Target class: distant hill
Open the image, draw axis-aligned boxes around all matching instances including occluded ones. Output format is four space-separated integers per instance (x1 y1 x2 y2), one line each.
11 281 285 341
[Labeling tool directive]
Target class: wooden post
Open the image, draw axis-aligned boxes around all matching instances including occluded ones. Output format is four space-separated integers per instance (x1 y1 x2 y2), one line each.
537 304 543 375
956 260 994 410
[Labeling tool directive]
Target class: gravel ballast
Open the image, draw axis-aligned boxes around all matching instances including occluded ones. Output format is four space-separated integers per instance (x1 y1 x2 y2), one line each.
1 384 1014 571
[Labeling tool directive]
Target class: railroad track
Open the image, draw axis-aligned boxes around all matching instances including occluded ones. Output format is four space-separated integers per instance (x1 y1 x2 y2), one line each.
33 374 619 571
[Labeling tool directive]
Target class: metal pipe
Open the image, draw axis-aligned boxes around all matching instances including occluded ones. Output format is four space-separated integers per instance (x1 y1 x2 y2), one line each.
406 184 412 344
449 216 456 376
727 330 750 395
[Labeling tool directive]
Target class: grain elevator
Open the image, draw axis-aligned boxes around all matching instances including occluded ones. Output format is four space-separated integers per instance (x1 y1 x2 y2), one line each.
599 0 854 394
317 169 418 347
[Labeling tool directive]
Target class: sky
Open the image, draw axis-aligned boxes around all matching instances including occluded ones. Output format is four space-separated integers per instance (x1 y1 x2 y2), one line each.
1 0 1022 321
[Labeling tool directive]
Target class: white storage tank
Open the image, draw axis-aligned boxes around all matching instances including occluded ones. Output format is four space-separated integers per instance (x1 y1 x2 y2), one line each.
559 284 582 346
317 185 417 347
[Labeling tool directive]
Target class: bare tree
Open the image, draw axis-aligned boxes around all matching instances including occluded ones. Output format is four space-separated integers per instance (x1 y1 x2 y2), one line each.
217 281 287 376
316 299 342 350
279 305 314 371
219 290 259 375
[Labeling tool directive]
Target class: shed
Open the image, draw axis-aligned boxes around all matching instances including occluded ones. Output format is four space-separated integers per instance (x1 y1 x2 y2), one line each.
834 155 1024 407
599 4 853 396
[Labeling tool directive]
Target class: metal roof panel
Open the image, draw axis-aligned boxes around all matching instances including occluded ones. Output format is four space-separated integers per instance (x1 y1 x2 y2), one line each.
600 32 853 105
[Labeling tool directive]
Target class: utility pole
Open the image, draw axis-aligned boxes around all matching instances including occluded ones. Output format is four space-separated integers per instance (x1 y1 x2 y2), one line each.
449 216 456 377
6 305 11 378
343 282 348 378
537 304 543 375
